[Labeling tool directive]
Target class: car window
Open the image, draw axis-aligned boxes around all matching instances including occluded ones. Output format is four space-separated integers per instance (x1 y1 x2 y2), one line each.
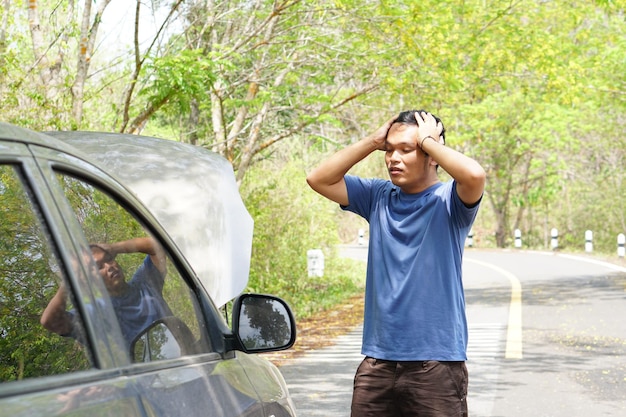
55 173 211 361
0 165 92 382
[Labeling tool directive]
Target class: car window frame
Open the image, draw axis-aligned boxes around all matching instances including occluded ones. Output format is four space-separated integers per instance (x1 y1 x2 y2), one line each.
29 145 231 362
0 142 103 388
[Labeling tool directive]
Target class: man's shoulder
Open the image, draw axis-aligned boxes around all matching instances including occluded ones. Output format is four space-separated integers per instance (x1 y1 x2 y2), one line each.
345 175 391 191
433 179 454 192
130 256 160 282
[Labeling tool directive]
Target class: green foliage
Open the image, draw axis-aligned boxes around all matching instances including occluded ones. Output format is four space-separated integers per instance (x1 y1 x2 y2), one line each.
0 167 91 381
1 0 625 330
354 0 625 250
141 49 221 113
241 157 365 319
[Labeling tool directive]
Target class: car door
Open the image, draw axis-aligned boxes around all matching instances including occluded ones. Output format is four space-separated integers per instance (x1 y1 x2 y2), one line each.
0 140 148 417
30 144 280 416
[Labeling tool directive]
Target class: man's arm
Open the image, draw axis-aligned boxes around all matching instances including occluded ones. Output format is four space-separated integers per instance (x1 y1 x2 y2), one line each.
41 284 73 336
306 116 396 205
103 237 167 276
414 111 486 205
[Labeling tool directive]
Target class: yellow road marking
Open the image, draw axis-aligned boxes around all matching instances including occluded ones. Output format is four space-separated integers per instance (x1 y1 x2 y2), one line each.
465 258 523 359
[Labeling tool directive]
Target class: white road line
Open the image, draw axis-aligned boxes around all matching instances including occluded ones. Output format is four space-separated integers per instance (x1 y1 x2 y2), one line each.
298 323 505 362
465 257 523 359
556 253 626 273
467 323 506 358
297 326 364 363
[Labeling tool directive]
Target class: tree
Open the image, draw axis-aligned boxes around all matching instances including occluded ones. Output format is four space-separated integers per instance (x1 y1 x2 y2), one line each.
0 0 113 128
1 0 625 260
0 0 183 130
354 0 626 248
456 94 584 247
135 0 382 182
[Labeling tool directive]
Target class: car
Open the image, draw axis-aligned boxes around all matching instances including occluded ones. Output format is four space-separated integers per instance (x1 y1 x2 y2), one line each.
0 122 297 417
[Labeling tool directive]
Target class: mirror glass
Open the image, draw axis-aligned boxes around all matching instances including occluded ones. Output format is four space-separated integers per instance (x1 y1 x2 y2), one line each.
132 322 182 362
237 296 292 350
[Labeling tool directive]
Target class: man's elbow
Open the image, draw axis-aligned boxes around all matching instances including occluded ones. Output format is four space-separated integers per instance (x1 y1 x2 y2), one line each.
458 165 486 205
470 165 487 190
40 314 56 333
41 311 68 335
306 171 323 193
306 172 349 206
461 159 486 188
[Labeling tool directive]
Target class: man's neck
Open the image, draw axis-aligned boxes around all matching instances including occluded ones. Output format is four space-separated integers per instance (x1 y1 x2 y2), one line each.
400 177 440 195
109 283 130 297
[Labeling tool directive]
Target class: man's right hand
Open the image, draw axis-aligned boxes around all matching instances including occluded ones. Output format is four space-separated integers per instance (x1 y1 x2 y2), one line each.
306 114 398 206
367 115 397 150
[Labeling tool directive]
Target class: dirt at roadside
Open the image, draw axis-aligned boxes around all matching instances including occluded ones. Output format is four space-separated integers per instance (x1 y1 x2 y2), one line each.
261 293 364 367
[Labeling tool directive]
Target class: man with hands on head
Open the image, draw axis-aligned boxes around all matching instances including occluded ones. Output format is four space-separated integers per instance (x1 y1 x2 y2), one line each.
42 236 172 348
306 110 486 417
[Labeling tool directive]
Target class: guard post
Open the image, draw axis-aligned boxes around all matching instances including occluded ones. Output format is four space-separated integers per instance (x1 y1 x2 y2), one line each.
551 228 559 250
514 229 522 248
585 230 593 253
358 228 365 245
307 249 324 278
618 234 625 258
467 230 474 248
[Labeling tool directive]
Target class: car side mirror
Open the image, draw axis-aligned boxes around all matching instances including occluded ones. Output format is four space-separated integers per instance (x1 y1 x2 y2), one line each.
130 316 196 362
232 294 296 353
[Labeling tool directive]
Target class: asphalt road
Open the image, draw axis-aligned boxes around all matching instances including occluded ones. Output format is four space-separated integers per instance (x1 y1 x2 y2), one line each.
279 247 626 417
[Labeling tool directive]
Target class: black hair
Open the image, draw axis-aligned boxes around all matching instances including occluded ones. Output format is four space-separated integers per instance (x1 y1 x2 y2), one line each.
89 244 108 254
89 244 115 262
393 109 446 145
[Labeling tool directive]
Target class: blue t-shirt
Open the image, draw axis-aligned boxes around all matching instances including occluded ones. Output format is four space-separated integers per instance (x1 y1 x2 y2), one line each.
109 256 172 345
343 175 480 361
69 256 171 348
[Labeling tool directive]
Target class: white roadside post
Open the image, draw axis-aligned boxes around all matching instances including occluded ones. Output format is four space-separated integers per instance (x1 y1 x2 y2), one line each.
514 229 522 248
358 228 365 245
618 234 625 258
467 229 474 248
585 230 593 253
307 249 325 278
551 228 559 250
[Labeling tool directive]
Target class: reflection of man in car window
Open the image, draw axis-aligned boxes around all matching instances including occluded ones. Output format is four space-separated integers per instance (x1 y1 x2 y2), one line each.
41 237 173 348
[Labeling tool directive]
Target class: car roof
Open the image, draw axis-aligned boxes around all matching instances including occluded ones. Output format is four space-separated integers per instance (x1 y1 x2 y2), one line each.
0 123 252 307
0 122 84 153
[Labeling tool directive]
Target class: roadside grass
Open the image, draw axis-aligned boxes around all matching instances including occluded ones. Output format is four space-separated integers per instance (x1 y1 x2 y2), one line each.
245 254 367 366
279 256 366 321
260 256 367 366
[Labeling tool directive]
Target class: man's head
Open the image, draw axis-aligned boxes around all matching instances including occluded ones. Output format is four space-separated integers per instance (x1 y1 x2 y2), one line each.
384 110 445 193
392 110 445 145
90 244 127 296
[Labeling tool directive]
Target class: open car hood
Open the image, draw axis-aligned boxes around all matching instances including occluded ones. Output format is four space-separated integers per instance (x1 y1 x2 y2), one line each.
47 132 253 307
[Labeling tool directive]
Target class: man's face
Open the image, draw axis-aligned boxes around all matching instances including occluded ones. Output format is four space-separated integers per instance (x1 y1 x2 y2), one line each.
384 124 431 192
91 248 126 294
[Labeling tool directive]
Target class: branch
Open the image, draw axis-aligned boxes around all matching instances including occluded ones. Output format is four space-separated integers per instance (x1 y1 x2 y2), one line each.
256 84 379 152
126 94 171 134
120 0 184 132
72 0 112 126
474 0 524 38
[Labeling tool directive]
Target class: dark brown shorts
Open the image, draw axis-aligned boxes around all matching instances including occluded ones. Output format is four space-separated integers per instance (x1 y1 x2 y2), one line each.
351 357 468 417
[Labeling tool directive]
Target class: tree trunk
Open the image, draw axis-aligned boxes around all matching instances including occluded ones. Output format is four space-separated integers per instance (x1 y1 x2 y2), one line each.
71 0 111 128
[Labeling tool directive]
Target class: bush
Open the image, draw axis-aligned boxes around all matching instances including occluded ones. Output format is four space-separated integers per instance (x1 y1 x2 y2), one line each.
241 159 365 319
